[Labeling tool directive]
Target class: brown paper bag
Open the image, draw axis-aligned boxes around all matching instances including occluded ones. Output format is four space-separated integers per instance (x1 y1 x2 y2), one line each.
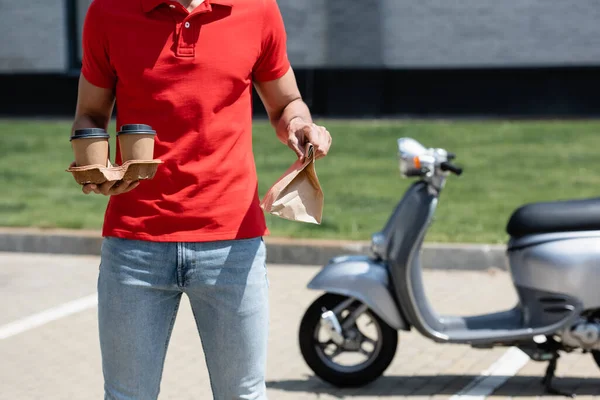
260 143 324 224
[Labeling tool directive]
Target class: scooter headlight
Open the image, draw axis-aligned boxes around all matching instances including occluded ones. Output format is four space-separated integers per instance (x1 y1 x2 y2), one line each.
397 138 428 177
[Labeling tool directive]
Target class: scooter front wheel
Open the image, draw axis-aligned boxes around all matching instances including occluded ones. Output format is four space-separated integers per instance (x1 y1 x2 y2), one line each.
299 293 398 387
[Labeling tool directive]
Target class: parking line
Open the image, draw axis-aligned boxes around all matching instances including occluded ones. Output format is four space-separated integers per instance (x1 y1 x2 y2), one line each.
449 347 530 399
0 294 97 340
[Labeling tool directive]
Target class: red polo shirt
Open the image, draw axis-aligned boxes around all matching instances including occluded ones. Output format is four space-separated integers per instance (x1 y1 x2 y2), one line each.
81 0 291 241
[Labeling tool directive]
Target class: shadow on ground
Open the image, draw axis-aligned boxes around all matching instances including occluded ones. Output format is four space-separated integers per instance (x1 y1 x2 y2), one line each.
267 375 600 397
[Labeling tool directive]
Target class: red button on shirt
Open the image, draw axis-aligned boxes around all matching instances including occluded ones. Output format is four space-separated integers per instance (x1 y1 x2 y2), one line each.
81 0 291 242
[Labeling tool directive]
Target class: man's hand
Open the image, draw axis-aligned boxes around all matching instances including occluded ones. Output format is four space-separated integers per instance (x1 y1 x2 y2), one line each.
82 180 140 196
70 161 140 196
286 118 332 162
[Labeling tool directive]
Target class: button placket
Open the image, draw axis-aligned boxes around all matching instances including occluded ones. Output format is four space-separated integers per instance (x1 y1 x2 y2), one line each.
176 17 197 57
170 2 211 59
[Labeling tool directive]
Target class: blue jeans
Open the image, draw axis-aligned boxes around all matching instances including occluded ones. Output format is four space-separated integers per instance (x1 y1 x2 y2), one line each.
98 236 269 400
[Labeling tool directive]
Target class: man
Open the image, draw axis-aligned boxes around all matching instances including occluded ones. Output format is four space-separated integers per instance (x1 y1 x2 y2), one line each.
72 0 332 398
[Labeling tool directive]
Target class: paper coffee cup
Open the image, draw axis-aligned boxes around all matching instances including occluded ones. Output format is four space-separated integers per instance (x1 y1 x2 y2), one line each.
117 124 156 161
70 128 110 167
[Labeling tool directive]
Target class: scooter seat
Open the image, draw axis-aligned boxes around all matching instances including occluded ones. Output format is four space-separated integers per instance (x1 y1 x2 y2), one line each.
506 197 600 238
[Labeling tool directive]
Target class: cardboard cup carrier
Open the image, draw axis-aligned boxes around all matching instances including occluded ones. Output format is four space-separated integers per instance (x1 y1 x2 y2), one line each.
67 124 162 185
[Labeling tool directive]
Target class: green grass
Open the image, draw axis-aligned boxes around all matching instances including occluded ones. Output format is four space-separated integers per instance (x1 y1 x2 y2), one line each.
1 118 600 244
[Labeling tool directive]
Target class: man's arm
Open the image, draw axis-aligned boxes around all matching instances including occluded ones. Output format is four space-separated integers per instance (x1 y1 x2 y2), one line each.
71 75 139 195
72 74 114 133
254 68 331 161
72 1 136 195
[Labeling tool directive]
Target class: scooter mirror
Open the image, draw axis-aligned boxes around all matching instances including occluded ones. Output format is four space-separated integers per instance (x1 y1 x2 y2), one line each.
397 138 428 177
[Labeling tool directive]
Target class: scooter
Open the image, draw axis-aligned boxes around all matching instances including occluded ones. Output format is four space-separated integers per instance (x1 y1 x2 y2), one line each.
298 137 600 397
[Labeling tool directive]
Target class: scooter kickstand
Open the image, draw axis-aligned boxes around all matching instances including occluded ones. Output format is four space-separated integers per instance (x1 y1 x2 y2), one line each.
542 355 575 398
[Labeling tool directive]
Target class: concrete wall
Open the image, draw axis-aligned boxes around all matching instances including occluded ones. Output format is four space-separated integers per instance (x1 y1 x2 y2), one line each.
2 0 600 73
280 0 600 68
0 0 68 73
76 0 93 61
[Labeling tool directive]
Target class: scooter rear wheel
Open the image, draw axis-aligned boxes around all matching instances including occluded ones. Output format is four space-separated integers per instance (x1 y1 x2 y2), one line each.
299 293 398 387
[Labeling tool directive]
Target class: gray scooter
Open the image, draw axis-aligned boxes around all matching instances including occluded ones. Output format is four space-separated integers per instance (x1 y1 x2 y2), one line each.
299 137 600 397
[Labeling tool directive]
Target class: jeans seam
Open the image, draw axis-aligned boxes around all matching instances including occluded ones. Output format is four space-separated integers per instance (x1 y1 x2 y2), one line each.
153 299 181 399
176 242 184 288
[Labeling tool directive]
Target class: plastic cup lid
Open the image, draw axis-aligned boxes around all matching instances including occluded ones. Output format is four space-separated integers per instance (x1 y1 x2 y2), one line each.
118 124 156 135
70 128 110 141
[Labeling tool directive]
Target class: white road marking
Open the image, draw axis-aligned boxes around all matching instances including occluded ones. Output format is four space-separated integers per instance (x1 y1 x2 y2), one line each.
449 347 531 399
0 294 97 340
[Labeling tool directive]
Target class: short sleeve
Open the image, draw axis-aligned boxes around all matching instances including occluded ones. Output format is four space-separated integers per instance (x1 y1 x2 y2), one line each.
252 0 291 82
80 0 117 89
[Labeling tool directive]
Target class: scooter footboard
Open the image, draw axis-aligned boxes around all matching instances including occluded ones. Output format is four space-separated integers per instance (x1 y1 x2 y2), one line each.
307 255 410 330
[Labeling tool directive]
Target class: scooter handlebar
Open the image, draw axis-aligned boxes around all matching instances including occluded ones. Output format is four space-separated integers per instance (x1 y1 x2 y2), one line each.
440 161 463 176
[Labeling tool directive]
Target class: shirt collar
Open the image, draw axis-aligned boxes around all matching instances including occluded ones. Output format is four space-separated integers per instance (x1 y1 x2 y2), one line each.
141 0 233 13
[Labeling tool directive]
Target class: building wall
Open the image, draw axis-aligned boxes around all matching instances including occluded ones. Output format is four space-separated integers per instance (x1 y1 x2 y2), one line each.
280 0 600 68
380 1 600 68
0 0 68 73
1 0 600 72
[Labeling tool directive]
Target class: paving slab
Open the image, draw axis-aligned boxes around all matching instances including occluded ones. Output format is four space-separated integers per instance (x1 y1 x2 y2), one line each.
0 252 598 399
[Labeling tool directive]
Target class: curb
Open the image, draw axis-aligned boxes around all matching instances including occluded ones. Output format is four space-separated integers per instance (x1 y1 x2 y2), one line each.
0 228 507 271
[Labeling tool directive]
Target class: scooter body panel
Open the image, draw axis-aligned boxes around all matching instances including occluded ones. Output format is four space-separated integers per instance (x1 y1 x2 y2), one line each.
383 182 585 344
508 231 600 311
307 255 410 331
